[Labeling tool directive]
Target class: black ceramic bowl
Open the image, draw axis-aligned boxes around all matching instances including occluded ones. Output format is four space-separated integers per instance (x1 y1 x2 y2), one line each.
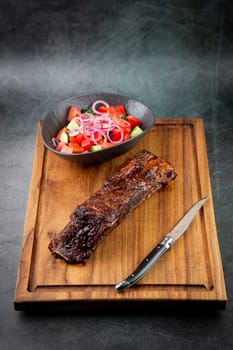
41 92 155 164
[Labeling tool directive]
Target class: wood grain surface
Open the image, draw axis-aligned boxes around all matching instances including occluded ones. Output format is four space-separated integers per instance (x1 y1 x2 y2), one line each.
14 119 227 310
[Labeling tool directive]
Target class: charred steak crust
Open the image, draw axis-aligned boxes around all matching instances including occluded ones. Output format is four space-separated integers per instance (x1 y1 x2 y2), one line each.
48 150 177 263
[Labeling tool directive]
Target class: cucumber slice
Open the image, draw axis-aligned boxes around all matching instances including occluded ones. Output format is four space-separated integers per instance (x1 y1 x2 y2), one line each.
130 126 143 138
67 118 79 131
60 132 69 143
91 145 102 152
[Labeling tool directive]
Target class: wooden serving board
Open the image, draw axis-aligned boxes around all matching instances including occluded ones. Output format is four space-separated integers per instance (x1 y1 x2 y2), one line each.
14 119 227 311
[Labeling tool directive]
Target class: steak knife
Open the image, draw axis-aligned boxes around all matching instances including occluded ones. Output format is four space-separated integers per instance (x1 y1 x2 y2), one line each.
115 196 208 291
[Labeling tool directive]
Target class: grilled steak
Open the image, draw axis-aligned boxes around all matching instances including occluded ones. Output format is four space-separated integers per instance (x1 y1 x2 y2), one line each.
49 150 177 263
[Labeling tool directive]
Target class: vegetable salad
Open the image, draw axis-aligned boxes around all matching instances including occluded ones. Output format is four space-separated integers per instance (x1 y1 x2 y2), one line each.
52 100 143 154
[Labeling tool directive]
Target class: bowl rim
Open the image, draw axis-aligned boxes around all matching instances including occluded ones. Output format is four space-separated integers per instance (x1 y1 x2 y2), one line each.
41 92 156 158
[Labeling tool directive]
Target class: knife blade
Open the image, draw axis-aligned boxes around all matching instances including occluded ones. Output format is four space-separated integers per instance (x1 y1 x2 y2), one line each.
115 196 208 291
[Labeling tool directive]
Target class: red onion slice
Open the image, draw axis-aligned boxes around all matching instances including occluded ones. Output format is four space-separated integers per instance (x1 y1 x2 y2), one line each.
52 137 59 147
90 129 107 145
93 116 113 129
91 100 109 115
107 125 124 144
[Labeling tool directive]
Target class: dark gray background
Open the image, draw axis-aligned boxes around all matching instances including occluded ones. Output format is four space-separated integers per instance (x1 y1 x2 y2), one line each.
0 0 232 349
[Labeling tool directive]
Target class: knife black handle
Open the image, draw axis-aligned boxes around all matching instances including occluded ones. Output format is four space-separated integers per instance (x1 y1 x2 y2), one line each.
115 236 175 291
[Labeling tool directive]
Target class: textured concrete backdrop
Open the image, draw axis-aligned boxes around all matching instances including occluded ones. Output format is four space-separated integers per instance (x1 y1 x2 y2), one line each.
0 1 232 349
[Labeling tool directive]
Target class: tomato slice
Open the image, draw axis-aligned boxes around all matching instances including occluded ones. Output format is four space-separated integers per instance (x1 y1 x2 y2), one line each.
111 128 122 141
106 105 126 117
105 106 115 117
69 133 84 144
81 138 93 152
68 143 84 153
123 132 130 141
126 115 142 127
115 105 126 116
97 105 108 113
67 106 81 121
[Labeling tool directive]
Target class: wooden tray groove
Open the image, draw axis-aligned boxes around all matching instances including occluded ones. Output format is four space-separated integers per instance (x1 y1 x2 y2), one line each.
14 119 227 310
